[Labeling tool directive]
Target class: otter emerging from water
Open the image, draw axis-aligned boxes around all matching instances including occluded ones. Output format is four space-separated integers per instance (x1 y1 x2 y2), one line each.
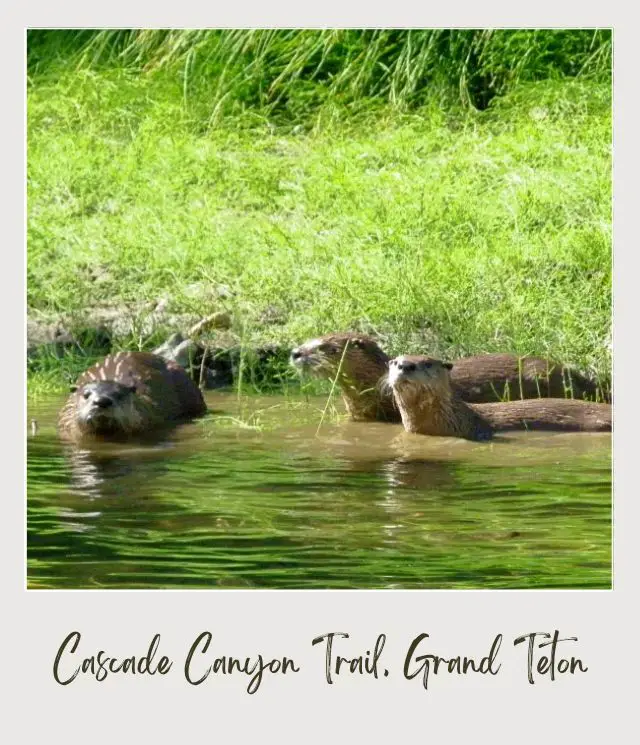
290 333 605 422
386 355 612 441
58 351 207 440
291 334 395 421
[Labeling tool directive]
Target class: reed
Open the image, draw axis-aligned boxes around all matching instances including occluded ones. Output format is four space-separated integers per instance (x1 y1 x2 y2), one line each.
27 29 612 115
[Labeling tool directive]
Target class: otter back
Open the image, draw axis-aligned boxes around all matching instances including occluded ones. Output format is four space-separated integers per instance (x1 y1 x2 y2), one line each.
471 398 612 433
451 354 605 403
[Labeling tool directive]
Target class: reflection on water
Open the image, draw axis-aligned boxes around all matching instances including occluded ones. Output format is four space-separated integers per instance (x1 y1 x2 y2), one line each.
27 393 611 589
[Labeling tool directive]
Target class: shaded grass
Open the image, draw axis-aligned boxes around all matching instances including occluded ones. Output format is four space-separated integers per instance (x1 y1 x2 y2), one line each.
27 29 611 115
27 69 611 394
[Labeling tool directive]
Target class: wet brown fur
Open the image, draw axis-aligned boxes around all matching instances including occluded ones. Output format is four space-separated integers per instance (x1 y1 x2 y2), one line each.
290 333 606 424
387 355 612 441
291 333 397 421
473 398 612 433
58 351 207 440
451 353 605 402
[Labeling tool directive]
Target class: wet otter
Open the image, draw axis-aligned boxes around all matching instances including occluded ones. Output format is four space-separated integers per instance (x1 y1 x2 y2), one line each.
58 351 207 440
291 334 396 421
290 333 605 422
387 355 612 441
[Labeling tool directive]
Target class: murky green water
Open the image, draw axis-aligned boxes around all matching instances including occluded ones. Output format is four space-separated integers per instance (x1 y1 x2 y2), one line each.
27 393 611 589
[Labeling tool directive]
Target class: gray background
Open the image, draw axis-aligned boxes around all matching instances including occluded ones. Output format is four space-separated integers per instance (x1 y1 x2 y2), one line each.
9 2 635 742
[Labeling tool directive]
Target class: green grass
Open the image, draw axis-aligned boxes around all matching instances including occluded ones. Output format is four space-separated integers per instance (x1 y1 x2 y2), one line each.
27 29 611 114
27 66 611 395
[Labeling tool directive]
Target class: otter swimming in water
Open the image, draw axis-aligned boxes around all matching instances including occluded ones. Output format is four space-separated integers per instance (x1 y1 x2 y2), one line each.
291 334 396 421
386 355 612 441
58 351 207 440
290 333 605 422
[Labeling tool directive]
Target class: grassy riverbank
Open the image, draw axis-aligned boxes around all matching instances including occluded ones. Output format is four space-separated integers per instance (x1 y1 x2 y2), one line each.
27 31 612 396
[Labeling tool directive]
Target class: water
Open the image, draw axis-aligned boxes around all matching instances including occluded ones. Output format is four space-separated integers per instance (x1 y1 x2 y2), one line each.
27 393 611 589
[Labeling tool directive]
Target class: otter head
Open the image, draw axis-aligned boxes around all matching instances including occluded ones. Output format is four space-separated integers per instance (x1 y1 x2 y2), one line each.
387 356 454 407
290 333 389 391
72 380 138 436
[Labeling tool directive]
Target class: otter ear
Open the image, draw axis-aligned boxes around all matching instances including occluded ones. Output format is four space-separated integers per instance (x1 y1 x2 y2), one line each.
443 362 454 370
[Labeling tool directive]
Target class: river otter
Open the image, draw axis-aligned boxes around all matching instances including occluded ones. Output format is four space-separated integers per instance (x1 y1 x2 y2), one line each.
386 355 612 441
291 333 396 421
290 333 605 423
58 351 207 440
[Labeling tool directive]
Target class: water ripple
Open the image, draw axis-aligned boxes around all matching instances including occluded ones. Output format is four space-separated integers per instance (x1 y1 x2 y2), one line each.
27 394 611 589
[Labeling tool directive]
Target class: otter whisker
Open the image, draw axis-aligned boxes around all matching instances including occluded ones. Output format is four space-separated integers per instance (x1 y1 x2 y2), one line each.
376 373 392 395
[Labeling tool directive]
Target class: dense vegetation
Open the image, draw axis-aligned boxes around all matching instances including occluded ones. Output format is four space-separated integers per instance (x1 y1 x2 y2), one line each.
27 29 611 113
27 30 612 394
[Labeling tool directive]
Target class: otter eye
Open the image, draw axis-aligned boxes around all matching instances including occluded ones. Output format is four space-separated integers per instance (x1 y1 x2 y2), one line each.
83 390 91 400
423 362 432 369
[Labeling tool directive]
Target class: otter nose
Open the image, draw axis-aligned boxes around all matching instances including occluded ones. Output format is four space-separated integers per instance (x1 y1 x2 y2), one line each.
398 362 416 373
95 396 113 409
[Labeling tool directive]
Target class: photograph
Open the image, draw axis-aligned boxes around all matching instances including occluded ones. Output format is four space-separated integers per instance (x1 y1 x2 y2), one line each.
26 28 612 590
